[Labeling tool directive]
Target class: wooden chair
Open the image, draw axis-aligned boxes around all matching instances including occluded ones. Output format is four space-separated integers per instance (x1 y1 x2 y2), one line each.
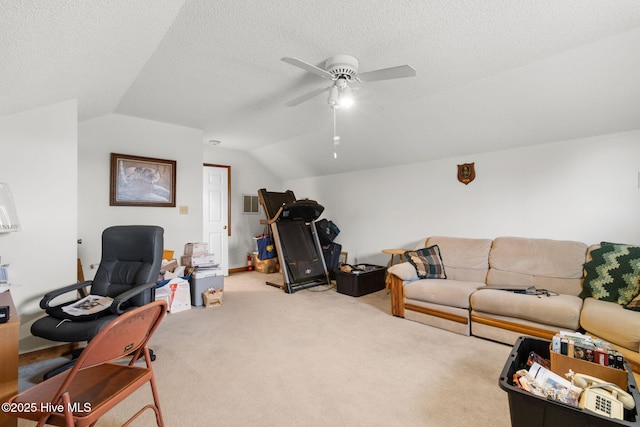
7 300 167 427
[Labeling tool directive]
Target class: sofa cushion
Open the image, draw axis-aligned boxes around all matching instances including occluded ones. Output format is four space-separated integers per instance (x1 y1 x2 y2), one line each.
404 279 482 309
425 236 492 282
404 245 446 279
470 289 583 330
579 242 640 307
580 297 640 352
487 237 587 296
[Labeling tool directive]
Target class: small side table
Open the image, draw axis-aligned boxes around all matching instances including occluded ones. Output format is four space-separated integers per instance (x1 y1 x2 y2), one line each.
382 248 410 267
381 249 410 289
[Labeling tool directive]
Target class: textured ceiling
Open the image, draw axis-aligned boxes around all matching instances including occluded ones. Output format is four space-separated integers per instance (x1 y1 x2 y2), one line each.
2 0 640 180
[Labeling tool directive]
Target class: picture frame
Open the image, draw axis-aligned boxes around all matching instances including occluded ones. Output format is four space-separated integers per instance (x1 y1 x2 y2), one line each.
339 251 348 265
110 153 176 207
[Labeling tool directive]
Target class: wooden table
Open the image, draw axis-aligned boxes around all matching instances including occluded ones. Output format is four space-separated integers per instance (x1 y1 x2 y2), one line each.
381 249 410 290
381 248 410 267
0 290 19 427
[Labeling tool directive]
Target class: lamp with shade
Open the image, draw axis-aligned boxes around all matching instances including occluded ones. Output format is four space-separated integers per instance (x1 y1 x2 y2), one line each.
0 183 21 233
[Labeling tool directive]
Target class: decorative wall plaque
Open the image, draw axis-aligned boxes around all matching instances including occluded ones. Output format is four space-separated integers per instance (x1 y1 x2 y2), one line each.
457 162 475 185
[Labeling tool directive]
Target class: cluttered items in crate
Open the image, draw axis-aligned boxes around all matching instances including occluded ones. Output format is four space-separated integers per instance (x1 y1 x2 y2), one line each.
500 337 640 426
513 361 582 407
513 348 635 421
339 264 380 274
526 351 551 370
551 331 626 370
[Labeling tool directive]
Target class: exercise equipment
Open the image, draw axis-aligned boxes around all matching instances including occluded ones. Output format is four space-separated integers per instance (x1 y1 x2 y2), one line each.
257 189 329 293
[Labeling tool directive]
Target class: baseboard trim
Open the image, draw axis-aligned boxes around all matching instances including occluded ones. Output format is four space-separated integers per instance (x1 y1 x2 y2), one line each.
229 267 249 274
19 343 80 367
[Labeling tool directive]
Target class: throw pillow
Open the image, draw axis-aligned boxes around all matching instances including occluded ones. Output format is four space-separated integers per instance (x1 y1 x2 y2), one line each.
625 293 640 312
580 242 640 308
404 245 446 279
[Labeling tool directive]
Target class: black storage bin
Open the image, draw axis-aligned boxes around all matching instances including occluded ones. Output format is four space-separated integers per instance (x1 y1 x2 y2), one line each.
315 219 340 245
336 264 386 297
499 336 640 427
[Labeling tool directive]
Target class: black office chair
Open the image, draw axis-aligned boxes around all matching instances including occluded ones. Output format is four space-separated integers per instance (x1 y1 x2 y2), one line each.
31 225 164 379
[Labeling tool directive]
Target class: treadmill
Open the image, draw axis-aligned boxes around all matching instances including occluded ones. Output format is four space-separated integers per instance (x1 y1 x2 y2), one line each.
257 189 330 293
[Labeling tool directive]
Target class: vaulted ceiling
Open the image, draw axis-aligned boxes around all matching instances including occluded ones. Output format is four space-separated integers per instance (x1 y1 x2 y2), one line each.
2 1 640 180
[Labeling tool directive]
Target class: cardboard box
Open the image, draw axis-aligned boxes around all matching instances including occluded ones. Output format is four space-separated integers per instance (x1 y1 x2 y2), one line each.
550 349 628 390
184 242 209 255
252 252 279 274
161 259 179 273
181 254 216 267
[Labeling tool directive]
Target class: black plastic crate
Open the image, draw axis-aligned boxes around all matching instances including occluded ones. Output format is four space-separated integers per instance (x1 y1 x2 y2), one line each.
336 264 386 297
499 336 640 427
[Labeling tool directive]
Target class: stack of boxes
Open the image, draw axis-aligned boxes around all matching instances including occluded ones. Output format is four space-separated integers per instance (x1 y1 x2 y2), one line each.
181 242 216 268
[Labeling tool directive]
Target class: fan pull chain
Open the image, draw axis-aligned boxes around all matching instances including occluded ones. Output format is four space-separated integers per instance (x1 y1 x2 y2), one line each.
333 107 340 159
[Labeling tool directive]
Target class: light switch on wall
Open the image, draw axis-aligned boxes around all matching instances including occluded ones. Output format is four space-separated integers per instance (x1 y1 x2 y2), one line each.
179 206 189 214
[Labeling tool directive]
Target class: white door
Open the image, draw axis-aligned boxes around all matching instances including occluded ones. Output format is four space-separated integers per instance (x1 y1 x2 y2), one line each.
203 165 229 276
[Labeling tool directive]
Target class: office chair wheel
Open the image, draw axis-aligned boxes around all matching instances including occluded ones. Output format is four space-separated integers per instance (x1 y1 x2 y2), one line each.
43 359 75 380
42 347 85 380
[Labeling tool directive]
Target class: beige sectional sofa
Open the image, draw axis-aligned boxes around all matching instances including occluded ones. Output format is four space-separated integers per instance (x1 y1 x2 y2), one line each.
388 236 640 373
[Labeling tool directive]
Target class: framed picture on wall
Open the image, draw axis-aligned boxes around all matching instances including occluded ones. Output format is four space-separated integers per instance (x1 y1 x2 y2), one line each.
110 153 176 207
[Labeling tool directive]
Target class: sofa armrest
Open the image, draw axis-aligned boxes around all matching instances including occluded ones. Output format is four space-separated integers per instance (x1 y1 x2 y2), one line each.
388 262 419 317
389 273 405 317
387 262 418 281
581 297 640 354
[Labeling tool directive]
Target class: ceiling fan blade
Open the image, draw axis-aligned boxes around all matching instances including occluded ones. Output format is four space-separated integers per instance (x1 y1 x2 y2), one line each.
281 57 333 79
285 86 331 107
356 65 416 82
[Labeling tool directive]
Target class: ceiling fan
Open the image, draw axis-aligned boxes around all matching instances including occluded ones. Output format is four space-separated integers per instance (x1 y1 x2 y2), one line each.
282 55 416 108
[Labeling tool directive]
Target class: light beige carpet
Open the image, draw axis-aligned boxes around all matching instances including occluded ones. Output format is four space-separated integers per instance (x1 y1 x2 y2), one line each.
19 272 515 426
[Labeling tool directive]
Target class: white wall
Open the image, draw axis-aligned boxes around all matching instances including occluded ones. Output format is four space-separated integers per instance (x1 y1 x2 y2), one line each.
285 130 640 267
0 100 78 352
203 147 282 268
78 114 203 280
4 102 637 354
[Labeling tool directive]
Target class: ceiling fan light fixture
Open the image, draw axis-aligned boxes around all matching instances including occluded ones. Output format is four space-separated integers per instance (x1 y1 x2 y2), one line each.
327 85 339 108
338 85 354 109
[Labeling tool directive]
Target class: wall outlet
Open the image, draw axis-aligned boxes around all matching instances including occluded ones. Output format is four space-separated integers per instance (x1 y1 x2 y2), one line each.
179 206 189 214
